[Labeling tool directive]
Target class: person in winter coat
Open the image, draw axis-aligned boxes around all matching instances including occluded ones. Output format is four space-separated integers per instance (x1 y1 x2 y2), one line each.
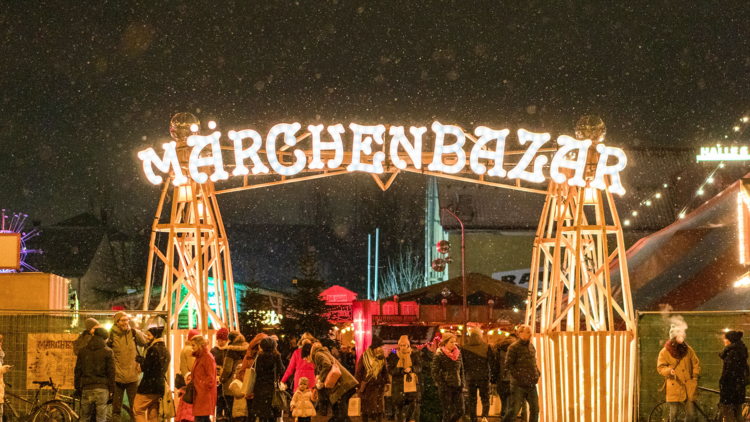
502 324 540 422
175 373 195 422
211 328 231 421
218 331 247 421
73 318 101 356
250 337 286 422
0 350 10 422
463 327 494 422
282 333 317 392
238 332 267 421
133 326 171 422
227 365 247 422
74 328 116 422
656 324 700 422
291 376 316 422
719 330 749 421
355 336 390 422
311 341 358 422
180 329 201 384
387 336 422 422
191 335 218 422
491 333 518 420
431 332 465 422
339 345 356 374
109 312 150 422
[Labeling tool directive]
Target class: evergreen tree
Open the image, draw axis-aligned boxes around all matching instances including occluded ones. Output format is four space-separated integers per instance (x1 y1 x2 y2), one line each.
279 249 333 342
238 281 270 339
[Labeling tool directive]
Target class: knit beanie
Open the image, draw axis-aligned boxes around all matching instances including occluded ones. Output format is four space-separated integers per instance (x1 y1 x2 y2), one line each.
298 377 309 387
149 326 165 339
260 336 277 352
398 335 410 347
440 332 456 346
216 327 229 341
113 312 127 324
726 330 744 343
228 330 242 343
85 318 100 331
94 327 109 339
370 336 384 349
188 329 200 341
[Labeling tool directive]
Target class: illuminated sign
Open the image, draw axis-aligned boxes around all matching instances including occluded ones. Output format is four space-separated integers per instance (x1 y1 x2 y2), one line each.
697 146 750 162
139 122 628 195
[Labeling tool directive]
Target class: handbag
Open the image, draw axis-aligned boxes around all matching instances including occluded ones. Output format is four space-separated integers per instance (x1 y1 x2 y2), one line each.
348 394 361 417
182 381 196 404
159 377 176 419
324 359 342 389
403 373 417 393
272 365 291 411
245 358 258 395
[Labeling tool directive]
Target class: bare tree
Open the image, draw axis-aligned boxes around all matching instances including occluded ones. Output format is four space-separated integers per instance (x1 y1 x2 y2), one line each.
378 247 424 299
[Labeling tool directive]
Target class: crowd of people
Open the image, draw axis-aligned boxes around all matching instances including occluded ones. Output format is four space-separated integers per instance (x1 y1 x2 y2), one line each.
66 314 750 422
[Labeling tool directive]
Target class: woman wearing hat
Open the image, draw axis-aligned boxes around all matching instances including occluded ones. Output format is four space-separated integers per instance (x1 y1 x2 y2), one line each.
191 335 217 422
387 336 422 422
719 330 749 421
355 336 390 422
133 327 170 422
656 324 700 422
250 337 286 422
431 332 465 422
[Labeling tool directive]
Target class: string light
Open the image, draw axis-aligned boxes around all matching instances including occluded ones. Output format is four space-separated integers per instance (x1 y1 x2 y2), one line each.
186 131 229 183
428 122 467 174
550 135 591 187
348 123 386 173
266 123 306 176
138 142 188 186
507 129 550 183
229 129 270 175
470 126 509 176
390 126 427 170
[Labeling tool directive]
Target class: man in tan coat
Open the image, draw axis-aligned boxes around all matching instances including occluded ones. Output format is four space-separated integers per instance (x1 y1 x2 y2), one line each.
657 323 700 422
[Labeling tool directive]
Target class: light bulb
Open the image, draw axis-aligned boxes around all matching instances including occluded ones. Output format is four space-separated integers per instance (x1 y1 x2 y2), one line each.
208 121 217 130
632 211 638 216
708 177 714 183
624 220 630 226
390 126 427 170
655 193 661 198
698 189 704 195
190 124 199 133
645 200 652 206
470 126 509 176
550 135 591 187
428 122 467 174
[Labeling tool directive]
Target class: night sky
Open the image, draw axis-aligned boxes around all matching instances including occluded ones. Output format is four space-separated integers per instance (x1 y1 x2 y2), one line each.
1 2 749 289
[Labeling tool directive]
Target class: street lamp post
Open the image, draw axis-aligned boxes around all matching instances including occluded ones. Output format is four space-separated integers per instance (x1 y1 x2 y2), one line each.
441 208 467 335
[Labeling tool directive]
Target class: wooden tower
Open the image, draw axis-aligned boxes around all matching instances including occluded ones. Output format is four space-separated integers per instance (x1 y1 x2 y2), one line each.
525 116 636 422
142 113 239 335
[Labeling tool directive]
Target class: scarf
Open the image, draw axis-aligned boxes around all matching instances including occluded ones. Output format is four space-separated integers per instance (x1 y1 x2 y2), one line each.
441 346 460 361
665 339 689 359
397 348 413 368
363 347 385 380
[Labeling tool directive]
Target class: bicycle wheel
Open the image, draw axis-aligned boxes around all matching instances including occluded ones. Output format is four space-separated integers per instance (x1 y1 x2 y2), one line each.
31 402 72 422
649 400 686 422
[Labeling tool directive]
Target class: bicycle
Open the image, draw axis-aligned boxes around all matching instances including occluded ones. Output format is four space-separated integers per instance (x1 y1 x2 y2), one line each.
648 386 750 422
4 378 77 422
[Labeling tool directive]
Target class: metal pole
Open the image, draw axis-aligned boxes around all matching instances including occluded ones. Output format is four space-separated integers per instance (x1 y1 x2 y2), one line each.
442 209 467 333
367 234 372 301
374 228 380 300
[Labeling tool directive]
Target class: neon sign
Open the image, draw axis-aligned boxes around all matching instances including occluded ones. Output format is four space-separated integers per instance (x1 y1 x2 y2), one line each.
697 146 750 162
139 122 628 195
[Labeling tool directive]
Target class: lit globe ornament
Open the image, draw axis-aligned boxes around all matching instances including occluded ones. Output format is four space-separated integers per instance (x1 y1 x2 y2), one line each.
170 112 201 142
575 115 606 145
